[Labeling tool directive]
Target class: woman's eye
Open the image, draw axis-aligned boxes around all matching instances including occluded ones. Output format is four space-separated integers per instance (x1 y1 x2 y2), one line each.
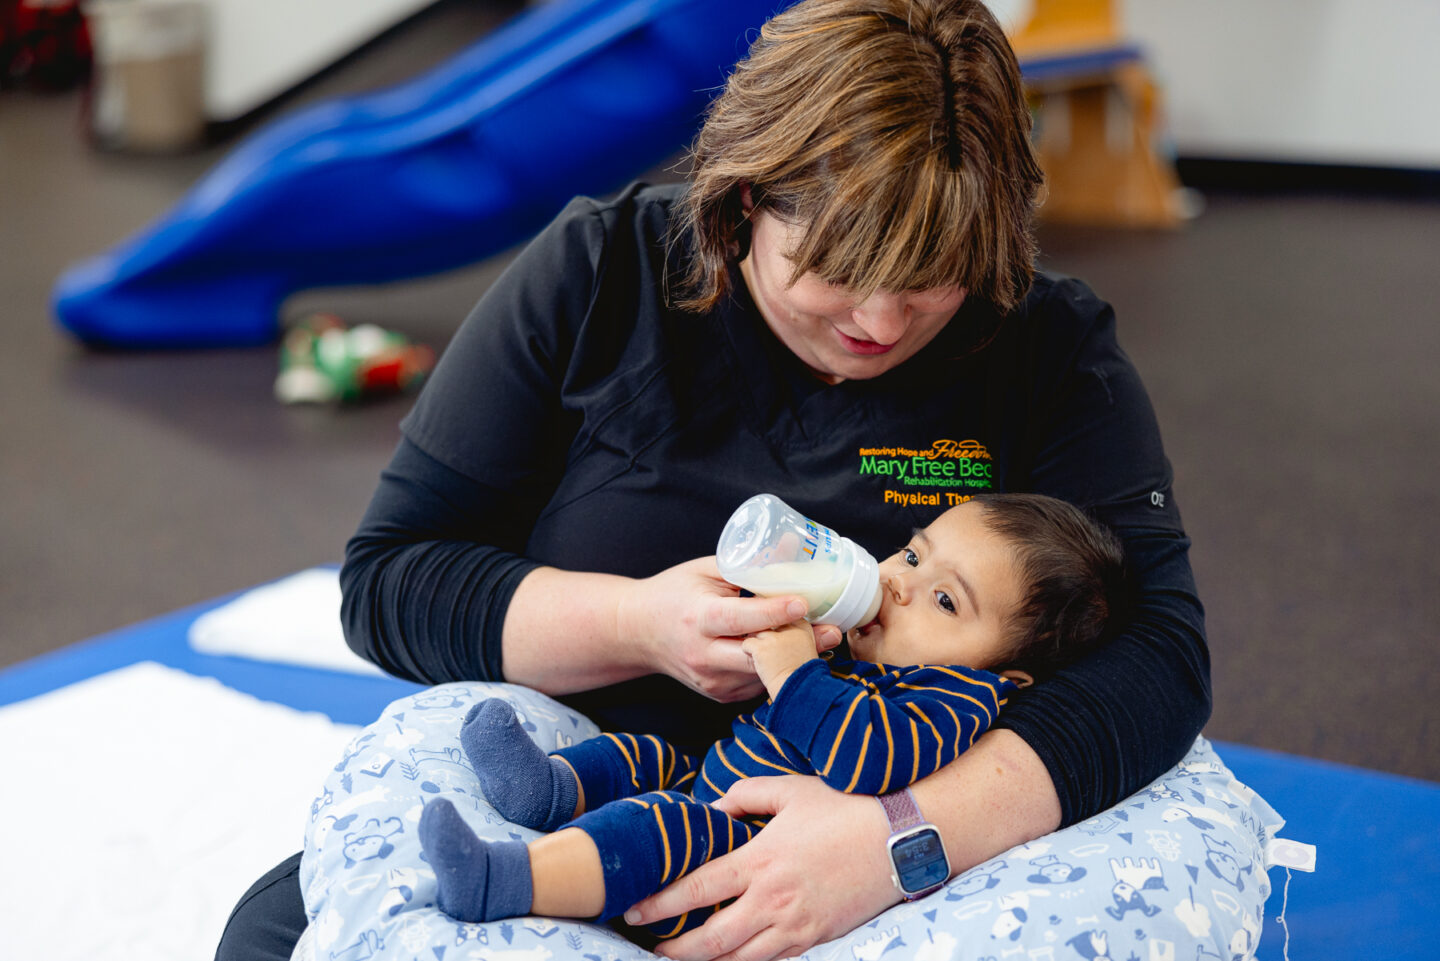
902 548 918 567
936 591 956 614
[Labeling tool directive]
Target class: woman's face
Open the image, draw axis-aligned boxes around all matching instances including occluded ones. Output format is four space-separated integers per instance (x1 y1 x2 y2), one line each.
738 209 967 384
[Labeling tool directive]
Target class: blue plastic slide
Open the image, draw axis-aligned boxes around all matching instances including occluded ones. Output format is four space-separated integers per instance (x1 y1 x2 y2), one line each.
53 0 793 347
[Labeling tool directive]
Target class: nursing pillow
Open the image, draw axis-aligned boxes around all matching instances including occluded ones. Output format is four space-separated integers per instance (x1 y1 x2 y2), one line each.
296 682 1284 961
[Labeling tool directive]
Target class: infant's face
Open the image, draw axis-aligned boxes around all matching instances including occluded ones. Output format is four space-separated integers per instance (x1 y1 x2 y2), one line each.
846 502 1021 670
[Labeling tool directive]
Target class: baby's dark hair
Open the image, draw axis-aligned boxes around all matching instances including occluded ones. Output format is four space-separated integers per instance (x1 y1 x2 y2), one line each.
971 493 1130 679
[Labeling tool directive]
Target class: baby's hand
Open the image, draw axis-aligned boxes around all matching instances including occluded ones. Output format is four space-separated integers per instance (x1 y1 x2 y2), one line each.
742 621 819 698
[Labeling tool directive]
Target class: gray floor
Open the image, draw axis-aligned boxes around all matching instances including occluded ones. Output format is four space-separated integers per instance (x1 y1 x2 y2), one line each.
2 4 1437 784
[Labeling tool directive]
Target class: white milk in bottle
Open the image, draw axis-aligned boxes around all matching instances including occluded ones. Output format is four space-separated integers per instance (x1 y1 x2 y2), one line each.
715 494 881 632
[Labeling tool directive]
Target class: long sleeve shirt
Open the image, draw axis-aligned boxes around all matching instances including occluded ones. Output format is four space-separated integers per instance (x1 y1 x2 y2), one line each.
694 658 1019 803
340 182 1210 826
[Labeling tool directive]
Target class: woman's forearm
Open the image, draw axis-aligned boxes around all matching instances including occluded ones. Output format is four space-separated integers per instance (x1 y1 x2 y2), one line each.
500 566 654 695
501 557 807 704
910 728 1061 874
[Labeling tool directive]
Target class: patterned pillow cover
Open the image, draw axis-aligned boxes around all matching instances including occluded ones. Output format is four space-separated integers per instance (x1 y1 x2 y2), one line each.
296 682 1285 961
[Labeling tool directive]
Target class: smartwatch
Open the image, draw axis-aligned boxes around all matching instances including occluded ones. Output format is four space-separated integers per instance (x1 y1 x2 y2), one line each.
878 788 950 900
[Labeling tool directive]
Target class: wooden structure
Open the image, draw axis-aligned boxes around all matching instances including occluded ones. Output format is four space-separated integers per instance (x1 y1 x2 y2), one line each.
1010 0 1187 228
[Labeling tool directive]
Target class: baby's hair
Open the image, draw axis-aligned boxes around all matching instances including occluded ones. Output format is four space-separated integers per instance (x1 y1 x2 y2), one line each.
971 493 1131 678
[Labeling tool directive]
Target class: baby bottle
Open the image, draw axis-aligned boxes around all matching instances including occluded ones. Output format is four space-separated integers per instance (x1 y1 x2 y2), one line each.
715 493 882 632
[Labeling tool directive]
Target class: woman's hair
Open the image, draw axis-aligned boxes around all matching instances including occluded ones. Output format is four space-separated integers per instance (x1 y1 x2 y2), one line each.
674 0 1044 315
972 493 1131 679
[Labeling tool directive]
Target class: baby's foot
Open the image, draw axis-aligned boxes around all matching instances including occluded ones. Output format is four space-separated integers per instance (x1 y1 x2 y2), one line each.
419 799 532 921
461 699 579 831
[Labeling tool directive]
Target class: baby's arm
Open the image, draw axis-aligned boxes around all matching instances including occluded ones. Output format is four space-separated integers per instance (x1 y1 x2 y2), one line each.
765 662 1017 795
741 621 819 698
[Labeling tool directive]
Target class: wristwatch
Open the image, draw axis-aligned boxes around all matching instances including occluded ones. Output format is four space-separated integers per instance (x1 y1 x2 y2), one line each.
878 788 950 900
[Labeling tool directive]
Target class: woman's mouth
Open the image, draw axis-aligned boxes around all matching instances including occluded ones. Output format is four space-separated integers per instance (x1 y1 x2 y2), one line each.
836 330 897 355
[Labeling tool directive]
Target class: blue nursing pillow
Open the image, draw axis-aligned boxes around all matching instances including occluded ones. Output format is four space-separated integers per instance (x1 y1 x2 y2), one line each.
297 682 1284 961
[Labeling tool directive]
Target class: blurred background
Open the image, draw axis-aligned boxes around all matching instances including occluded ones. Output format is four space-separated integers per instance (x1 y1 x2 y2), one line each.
2 0 1437 794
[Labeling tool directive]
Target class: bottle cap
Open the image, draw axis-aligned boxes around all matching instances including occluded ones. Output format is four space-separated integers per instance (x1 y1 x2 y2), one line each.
813 537 883 632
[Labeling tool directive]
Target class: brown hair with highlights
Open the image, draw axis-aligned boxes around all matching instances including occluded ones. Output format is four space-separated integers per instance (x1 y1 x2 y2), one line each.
674 0 1044 315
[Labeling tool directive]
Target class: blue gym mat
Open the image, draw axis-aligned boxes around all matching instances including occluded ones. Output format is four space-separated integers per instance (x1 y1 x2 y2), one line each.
3 577 1436 960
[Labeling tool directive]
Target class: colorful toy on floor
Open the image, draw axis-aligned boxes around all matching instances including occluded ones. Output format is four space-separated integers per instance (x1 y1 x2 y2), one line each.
274 313 434 404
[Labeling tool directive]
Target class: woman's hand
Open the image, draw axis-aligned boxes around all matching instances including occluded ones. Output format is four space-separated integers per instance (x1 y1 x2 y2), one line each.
623 731 1062 961
503 560 840 701
624 776 897 961
618 557 840 703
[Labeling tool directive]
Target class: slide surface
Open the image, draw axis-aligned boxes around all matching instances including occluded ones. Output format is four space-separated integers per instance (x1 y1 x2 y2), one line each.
53 0 793 347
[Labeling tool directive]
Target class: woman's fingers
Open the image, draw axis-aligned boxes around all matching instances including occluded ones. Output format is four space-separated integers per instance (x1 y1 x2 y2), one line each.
625 851 751 931
633 777 890 961
655 912 793 961
704 594 808 640
709 774 786 819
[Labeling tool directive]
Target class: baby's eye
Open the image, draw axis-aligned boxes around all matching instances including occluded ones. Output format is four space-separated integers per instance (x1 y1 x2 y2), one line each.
902 548 919 567
935 591 956 614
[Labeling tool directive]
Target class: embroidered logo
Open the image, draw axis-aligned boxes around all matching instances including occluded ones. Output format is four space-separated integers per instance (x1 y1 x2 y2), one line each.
858 439 994 508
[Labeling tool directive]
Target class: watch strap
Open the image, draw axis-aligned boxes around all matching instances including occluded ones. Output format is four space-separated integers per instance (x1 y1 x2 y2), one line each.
878 788 925 833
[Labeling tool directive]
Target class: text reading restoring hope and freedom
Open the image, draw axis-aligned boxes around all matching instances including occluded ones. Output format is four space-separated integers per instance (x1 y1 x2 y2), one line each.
859 439 994 508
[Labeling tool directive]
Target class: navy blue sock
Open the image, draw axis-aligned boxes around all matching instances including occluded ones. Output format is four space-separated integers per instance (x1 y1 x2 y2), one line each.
461 699 578 831
419 799 532 922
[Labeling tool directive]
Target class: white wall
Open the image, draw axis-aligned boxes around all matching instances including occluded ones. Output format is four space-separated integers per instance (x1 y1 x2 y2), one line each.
202 0 436 120
1125 0 1440 168
197 0 1440 166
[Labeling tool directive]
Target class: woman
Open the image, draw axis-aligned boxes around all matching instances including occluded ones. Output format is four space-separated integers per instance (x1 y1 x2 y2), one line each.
217 2 1209 959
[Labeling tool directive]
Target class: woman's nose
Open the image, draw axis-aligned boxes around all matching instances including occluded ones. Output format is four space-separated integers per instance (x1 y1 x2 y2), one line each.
851 291 910 344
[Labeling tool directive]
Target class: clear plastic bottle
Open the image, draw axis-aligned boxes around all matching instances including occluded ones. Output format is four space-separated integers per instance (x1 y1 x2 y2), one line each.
715 493 882 632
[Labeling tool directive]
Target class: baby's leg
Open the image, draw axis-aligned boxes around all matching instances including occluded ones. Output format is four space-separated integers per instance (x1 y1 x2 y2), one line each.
460 699 579 831
568 791 763 937
554 732 700 811
418 799 537 922
420 799 608 922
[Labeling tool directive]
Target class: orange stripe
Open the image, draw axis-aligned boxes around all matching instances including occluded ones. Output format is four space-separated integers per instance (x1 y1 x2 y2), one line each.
681 802 694 875
820 690 868 776
700 763 726 799
603 733 641 791
650 736 668 788
758 726 801 768
909 716 920 784
844 727 873 792
936 701 963 757
877 699 896 794
714 742 749 782
909 704 943 772
653 804 672 882
734 734 803 775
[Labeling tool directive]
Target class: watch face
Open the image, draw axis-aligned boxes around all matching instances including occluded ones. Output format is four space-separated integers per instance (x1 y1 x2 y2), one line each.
890 827 948 894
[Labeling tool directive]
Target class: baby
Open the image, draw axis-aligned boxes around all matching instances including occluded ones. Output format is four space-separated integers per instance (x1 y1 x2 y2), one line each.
418 493 1128 935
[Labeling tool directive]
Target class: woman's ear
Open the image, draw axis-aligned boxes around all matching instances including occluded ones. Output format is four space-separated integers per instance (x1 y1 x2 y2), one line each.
739 182 754 214
1001 669 1034 688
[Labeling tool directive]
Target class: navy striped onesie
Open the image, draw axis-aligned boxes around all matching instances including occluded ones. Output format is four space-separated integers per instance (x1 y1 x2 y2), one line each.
554 656 1018 936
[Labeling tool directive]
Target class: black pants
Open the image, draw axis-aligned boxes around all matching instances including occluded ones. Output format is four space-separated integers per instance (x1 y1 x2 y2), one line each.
215 852 308 961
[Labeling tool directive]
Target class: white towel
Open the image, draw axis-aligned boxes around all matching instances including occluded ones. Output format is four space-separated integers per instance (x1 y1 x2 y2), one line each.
0 662 358 961
188 567 385 676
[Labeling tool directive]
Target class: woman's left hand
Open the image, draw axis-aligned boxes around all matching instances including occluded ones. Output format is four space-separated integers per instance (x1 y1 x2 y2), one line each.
624 775 898 961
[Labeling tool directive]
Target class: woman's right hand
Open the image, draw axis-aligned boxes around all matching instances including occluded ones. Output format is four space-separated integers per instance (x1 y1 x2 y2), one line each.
618 557 840 703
